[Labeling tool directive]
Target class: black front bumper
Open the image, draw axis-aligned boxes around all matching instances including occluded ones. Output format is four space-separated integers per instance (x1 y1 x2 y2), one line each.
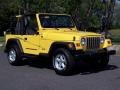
71 49 116 66
107 50 116 55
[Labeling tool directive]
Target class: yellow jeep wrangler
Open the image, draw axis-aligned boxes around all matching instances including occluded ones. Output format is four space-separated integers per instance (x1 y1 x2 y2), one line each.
4 13 115 75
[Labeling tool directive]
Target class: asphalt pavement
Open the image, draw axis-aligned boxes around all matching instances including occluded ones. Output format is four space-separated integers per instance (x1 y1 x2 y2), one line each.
0 50 120 90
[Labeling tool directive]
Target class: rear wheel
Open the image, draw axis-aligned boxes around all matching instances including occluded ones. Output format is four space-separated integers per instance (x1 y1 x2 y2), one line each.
53 48 75 75
7 45 22 66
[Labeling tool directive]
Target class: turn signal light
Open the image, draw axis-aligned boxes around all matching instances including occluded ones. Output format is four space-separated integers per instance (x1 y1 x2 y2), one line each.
108 41 111 44
76 43 80 47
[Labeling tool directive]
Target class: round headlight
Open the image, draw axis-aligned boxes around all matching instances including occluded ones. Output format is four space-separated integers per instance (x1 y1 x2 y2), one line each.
81 38 86 45
100 37 105 44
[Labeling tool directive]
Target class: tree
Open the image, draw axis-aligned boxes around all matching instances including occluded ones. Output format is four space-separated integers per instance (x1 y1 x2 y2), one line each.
0 0 116 36
113 2 120 28
0 0 20 35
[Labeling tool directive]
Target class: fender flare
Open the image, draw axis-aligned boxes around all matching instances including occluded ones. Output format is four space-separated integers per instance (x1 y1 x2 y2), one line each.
49 42 76 54
5 38 23 53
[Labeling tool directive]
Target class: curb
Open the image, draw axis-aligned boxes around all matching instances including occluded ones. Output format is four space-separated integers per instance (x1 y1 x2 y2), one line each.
108 45 120 56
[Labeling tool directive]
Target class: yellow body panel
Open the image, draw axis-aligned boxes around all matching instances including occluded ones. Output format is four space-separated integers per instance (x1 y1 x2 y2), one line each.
5 13 113 55
6 35 40 55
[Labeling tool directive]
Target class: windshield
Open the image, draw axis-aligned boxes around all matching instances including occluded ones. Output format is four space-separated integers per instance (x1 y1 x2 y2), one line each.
39 14 75 28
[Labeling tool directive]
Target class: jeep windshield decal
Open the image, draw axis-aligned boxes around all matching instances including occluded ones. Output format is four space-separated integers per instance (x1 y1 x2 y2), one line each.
39 14 75 28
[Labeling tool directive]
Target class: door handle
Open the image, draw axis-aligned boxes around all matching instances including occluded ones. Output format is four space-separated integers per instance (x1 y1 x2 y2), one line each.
24 38 27 40
40 34 43 38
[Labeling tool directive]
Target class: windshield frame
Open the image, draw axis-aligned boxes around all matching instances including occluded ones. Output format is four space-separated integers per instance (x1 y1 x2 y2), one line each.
39 14 75 28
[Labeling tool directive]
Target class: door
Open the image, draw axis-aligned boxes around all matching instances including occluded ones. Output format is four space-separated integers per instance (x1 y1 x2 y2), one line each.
19 15 40 55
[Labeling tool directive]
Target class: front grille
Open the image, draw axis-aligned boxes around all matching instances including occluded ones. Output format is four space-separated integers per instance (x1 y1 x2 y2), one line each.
86 37 100 50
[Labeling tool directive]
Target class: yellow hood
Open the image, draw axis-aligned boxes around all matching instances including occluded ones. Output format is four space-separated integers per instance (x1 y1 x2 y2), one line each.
42 29 101 41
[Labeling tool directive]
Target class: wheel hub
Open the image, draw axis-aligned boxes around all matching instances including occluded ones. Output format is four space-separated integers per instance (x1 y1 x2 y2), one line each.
9 49 16 62
54 54 67 71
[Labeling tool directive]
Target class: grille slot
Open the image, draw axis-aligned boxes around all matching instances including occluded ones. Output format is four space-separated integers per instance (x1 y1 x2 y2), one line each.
86 37 100 49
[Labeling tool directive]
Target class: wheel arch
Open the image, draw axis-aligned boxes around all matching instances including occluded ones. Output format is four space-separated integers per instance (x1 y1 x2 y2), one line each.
49 42 75 56
4 38 23 53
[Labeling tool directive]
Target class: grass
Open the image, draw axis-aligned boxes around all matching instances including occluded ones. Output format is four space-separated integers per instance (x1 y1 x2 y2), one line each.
0 37 5 50
0 37 4 42
109 29 120 43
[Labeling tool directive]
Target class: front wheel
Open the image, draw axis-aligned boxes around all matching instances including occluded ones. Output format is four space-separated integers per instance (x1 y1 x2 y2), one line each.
53 48 75 75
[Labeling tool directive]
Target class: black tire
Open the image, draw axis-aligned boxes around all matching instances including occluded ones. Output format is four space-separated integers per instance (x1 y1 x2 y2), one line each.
7 45 22 66
52 48 75 75
93 55 109 68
